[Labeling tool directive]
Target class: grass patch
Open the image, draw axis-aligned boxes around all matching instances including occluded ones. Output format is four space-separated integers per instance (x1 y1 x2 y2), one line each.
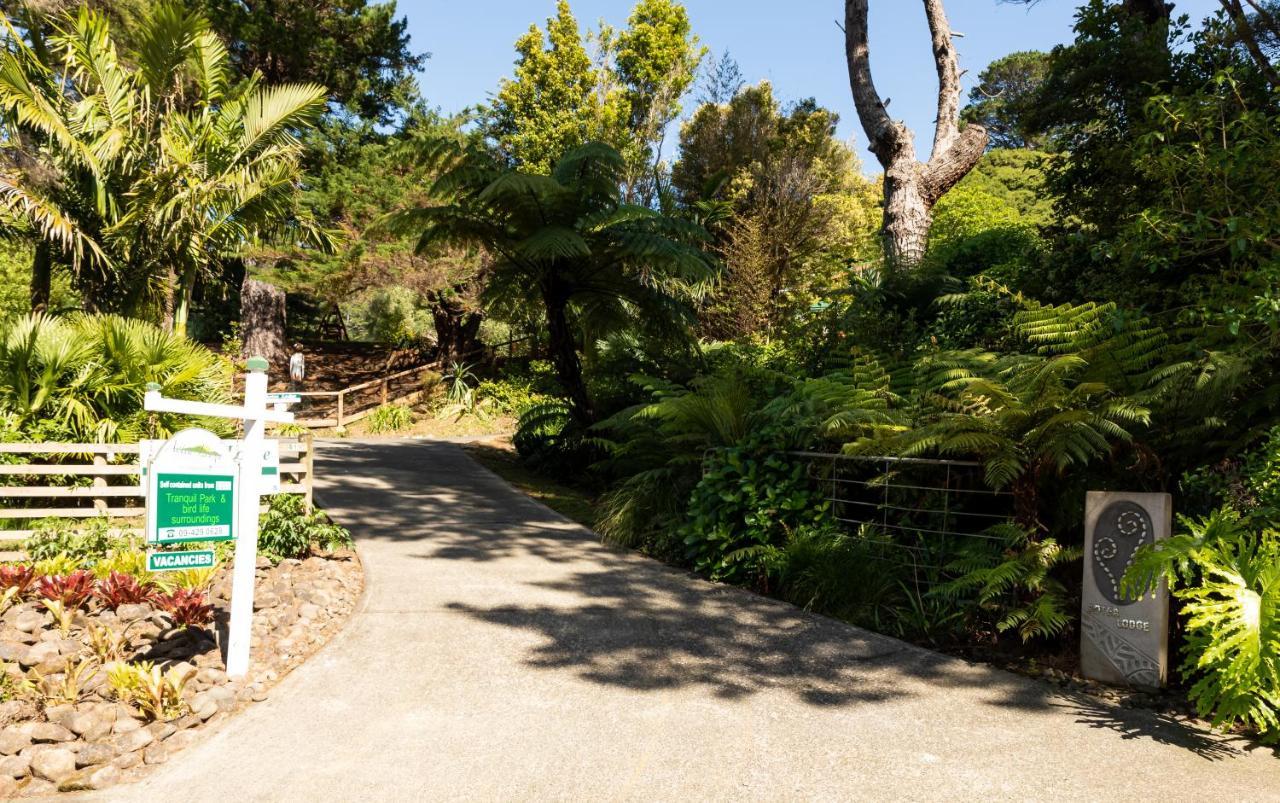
462 440 598 529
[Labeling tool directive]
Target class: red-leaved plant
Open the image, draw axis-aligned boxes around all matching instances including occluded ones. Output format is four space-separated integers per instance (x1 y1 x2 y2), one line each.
151 588 213 628
37 570 96 608
94 572 154 609
0 564 36 595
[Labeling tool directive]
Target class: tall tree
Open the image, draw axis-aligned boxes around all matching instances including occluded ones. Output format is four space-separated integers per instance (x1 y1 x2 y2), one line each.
844 0 987 268
482 0 704 193
483 1 624 173
0 3 327 331
962 51 1052 150
390 141 714 425
673 83 880 338
191 0 425 123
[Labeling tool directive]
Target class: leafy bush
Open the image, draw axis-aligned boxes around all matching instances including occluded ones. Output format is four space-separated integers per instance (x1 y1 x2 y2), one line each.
933 523 1081 642
0 314 232 442
683 445 830 583
475 377 554 417
513 401 604 480
25 518 124 566
366 403 414 434
1124 509 1280 741
257 494 352 563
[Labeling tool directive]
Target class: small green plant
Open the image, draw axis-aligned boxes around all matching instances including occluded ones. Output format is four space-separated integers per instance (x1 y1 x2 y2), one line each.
257 494 352 563
33 554 78 578
25 517 120 565
152 567 217 594
41 600 77 637
933 523 1082 642
366 403 414 434
108 661 194 721
91 549 148 579
1123 508 1280 741
28 658 98 706
84 622 132 664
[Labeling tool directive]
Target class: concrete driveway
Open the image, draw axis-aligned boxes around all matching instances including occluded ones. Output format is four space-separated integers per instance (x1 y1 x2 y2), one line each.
102 439 1280 801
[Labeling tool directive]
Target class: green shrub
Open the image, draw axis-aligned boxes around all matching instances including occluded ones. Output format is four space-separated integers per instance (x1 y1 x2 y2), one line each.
475 378 554 417
932 523 1081 642
25 518 136 567
0 313 232 442
1124 509 1280 741
682 445 830 583
257 494 352 563
366 403 414 434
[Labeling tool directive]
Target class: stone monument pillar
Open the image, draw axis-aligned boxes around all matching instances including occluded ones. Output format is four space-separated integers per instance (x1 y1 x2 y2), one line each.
1080 491 1171 690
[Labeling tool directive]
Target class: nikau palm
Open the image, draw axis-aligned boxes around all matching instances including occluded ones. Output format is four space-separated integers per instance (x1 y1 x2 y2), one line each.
0 4 327 331
390 140 714 424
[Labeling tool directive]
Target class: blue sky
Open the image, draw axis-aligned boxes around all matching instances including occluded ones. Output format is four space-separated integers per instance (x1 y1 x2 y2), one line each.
402 0 1223 170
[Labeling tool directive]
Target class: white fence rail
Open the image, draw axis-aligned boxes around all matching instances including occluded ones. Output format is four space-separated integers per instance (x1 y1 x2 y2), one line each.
0 437 314 540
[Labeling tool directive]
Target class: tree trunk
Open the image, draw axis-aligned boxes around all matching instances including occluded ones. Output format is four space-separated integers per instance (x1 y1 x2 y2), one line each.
542 283 594 426
429 289 485 365
29 242 51 314
240 276 288 366
172 264 198 340
845 0 987 269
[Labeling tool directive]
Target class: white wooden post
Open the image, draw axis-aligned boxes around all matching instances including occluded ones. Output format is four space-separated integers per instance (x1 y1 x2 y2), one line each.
225 357 268 678
144 360 293 679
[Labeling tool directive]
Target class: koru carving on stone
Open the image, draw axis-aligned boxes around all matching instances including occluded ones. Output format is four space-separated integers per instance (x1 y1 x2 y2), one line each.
1091 501 1153 604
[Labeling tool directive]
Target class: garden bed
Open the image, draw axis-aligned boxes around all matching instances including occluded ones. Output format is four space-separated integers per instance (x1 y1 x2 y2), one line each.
0 550 363 796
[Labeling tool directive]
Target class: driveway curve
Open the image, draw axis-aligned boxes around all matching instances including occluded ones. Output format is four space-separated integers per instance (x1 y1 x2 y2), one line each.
100 439 1278 801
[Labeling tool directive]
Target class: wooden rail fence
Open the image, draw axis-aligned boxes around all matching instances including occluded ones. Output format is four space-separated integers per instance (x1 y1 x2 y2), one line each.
292 362 440 428
0 436 314 541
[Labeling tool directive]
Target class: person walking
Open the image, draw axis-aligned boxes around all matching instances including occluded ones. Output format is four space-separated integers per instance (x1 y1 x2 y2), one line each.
288 344 305 392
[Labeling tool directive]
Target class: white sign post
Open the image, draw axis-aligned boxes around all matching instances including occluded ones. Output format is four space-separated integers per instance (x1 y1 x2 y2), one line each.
144 356 294 678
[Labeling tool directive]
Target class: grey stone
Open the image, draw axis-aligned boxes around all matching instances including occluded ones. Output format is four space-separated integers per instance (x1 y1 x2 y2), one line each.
1080 491 1172 690
173 714 201 731
196 667 227 686
12 610 46 634
111 751 141 770
0 774 14 797
0 754 29 778
74 742 117 768
63 712 111 742
21 778 54 796
114 604 149 622
111 716 141 734
0 727 30 756
29 746 76 782
142 742 168 765
58 762 120 791
164 730 199 753
0 700 26 726
21 642 60 668
146 722 176 742
0 641 26 663
108 728 153 755
25 722 74 743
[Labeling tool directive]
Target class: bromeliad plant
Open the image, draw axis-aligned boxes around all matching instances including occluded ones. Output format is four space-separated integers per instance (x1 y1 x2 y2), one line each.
93 572 155 610
150 589 214 629
1122 509 1280 741
37 571 96 608
108 661 195 721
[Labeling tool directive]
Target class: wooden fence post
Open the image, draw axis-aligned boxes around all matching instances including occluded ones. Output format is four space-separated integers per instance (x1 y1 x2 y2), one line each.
92 454 108 515
380 378 388 405
336 391 345 427
303 433 315 511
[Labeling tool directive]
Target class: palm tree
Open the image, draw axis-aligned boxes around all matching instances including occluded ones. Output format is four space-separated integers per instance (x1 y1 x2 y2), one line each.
390 140 715 424
0 4 328 333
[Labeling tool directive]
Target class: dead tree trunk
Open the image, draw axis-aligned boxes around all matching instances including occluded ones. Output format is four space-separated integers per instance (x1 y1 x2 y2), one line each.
240 276 287 366
845 0 987 268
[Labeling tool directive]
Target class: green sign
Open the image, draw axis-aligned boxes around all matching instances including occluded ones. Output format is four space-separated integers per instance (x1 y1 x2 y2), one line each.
147 550 216 572
151 472 235 543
